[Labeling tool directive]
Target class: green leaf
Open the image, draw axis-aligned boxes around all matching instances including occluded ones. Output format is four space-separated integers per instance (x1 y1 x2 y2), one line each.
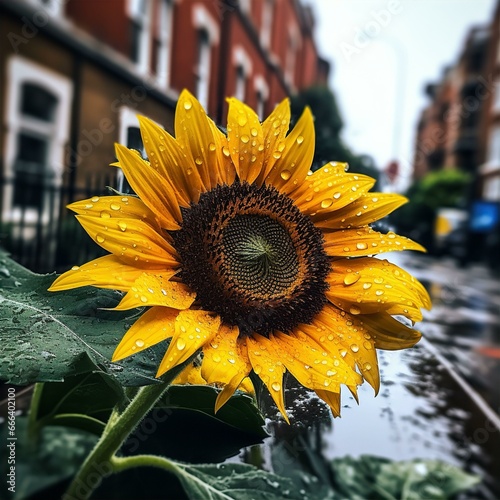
0 417 97 500
330 455 481 500
175 463 311 500
32 372 126 435
163 385 267 437
0 251 166 386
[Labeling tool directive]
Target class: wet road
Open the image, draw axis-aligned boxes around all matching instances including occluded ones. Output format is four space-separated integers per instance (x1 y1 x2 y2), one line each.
326 253 500 498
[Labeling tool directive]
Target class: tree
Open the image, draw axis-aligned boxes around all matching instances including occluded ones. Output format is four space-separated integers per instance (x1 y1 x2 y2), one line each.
290 86 379 184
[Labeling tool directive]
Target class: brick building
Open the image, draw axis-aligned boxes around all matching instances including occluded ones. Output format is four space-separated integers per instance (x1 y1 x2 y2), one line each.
412 6 500 266
0 0 329 271
413 26 490 182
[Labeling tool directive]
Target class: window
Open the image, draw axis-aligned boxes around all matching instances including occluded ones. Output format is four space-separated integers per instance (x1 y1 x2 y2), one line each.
261 0 274 49
254 76 268 120
117 107 146 193
28 0 63 16
128 0 152 74
3 56 72 222
285 34 297 88
235 65 246 102
487 125 500 164
493 81 500 113
154 0 174 88
195 29 211 110
13 83 59 208
232 46 252 102
192 4 219 110
13 82 57 210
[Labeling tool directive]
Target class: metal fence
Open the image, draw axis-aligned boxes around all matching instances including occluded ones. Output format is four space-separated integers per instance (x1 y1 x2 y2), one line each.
0 174 116 274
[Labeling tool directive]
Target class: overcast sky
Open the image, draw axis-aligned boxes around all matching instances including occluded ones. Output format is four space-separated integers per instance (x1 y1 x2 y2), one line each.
311 0 497 190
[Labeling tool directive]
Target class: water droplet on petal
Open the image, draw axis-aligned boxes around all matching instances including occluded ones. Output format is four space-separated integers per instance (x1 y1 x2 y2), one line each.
321 198 333 209
118 221 127 231
91 196 100 202
176 338 186 350
110 203 120 211
195 157 203 165
183 100 192 110
241 135 249 143
135 339 145 348
363 282 372 289
344 272 360 285
222 147 230 157
271 382 281 391
71 265 80 271
349 306 361 315
296 135 304 144
140 296 148 303
238 115 247 126
356 242 368 250
280 169 291 180
96 234 105 243
350 344 359 353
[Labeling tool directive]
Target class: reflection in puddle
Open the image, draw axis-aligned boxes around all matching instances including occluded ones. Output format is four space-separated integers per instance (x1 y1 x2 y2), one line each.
252 346 499 498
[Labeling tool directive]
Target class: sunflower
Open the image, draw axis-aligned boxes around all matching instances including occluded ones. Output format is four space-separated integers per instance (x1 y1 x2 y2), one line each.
50 90 430 421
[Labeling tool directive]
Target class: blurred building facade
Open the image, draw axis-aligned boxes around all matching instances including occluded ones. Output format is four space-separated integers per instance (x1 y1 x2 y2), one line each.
413 5 500 267
0 0 329 271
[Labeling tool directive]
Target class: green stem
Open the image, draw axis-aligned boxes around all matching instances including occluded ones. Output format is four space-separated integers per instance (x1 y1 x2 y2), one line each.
111 454 180 474
27 383 44 442
63 361 189 500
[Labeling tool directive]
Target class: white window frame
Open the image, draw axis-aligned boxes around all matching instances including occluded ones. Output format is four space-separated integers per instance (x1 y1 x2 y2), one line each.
232 46 252 102
117 107 144 192
3 56 72 225
127 0 153 75
487 125 500 166
285 23 301 89
155 0 174 88
260 0 274 49
254 75 269 120
192 3 219 110
27 0 64 17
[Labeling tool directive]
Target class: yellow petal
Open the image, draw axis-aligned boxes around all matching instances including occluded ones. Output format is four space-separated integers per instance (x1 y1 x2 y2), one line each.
362 312 422 350
115 143 181 229
313 193 409 228
291 163 375 214
175 89 221 191
264 107 315 195
323 227 426 257
246 334 289 423
326 258 430 322
112 306 179 361
156 310 221 377
208 119 237 186
257 99 291 183
201 324 252 412
306 304 380 393
226 97 265 184
76 215 178 268
113 272 195 310
49 255 149 292
68 195 160 230
315 389 341 417
138 115 201 206
174 363 207 385
274 330 362 392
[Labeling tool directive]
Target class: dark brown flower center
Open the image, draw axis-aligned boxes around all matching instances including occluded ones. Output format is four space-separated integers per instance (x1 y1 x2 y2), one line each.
171 182 329 336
